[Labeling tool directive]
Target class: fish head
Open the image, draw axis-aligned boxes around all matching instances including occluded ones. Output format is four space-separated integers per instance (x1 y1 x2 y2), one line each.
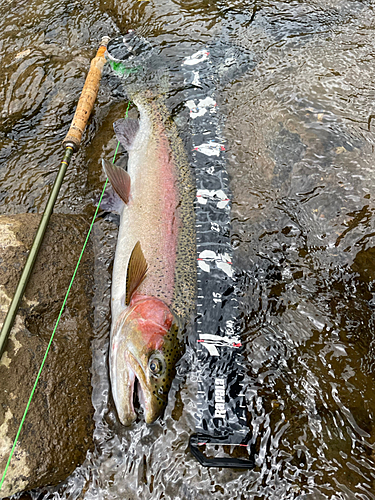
111 295 181 426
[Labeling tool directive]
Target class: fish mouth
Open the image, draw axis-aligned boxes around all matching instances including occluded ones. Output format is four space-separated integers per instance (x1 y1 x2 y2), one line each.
124 351 165 425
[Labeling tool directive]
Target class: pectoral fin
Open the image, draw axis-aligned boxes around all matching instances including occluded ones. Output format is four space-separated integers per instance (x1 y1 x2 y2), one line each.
126 241 148 305
102 159 131 205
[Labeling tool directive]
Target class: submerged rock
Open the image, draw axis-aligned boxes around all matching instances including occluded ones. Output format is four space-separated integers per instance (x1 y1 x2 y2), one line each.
0 214 94 499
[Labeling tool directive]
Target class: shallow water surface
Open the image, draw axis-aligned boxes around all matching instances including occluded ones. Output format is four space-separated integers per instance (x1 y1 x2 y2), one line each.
1 0 375 499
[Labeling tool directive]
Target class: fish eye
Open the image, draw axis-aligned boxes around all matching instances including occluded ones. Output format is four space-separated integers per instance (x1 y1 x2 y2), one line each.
148 354 165 378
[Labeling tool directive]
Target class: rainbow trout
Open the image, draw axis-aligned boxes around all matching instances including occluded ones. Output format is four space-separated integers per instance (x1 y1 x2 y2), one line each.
103 92 196 426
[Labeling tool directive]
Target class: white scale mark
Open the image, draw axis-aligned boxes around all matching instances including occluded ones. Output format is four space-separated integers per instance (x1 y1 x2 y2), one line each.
198 333 242 357
193 140 225 156
192 71 201 87
182 50 209 66
185 96 217 119
196 189 230 209
197 249 233 277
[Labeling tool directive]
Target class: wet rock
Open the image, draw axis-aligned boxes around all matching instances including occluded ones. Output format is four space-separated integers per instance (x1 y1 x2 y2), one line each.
0 214 94 499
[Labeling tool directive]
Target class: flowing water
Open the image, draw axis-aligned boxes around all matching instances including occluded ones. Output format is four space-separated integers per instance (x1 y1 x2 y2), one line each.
2 0 375 498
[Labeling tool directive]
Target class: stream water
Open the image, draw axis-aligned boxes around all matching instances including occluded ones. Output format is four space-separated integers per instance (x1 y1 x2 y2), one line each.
1 0 375 498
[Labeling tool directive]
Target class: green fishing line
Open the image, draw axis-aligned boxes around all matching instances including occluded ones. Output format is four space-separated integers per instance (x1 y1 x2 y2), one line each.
0 101 131 493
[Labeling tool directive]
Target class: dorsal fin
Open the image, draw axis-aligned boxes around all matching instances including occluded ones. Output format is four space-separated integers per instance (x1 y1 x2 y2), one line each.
126 241 148 305
102 159 131 205
114 118 140 151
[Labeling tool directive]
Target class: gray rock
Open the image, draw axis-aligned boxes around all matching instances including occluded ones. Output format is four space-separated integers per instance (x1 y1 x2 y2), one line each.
0 214 94 499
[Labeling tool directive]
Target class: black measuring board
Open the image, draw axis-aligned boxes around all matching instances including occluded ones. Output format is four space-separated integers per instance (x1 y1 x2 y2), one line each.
182 49 254 467
105 31 255 467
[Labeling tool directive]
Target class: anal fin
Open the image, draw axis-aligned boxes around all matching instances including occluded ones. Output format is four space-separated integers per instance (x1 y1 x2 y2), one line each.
114 118 140 151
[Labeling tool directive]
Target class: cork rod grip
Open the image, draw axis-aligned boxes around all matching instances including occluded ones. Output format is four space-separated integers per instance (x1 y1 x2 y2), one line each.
63 38 110 151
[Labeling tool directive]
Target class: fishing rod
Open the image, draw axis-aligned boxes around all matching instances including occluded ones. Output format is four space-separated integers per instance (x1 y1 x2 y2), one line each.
0 36 110 359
